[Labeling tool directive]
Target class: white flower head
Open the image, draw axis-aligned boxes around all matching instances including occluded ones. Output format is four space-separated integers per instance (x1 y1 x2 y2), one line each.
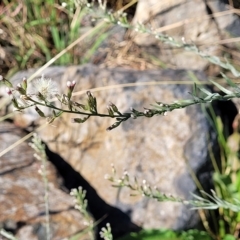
61 2 67 7
32 75 58 100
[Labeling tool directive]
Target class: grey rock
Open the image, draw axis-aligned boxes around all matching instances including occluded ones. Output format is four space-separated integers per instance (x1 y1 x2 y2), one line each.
0 121 86 240
9 64 216 230
131 0 240 70
207 1 240 37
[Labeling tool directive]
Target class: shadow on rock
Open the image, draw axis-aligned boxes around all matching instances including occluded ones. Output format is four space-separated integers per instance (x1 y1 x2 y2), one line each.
45 145 141 239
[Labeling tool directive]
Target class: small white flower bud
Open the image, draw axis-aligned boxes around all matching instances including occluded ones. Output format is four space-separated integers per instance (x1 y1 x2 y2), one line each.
144 109 149 114
131 114 136 119
71 80 76 87
83 221 89 226
62 2 67 7
67 81 71 87
6 87 12 95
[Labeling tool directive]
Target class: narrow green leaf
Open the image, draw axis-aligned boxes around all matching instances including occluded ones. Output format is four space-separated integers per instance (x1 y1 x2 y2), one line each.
193 83 197 96
191 205 219 210
20 47 35 68
204 95 214 101
72 116 90 123
220 72 239 89
210 80 233 94
198 87 212 96
51 26 61 50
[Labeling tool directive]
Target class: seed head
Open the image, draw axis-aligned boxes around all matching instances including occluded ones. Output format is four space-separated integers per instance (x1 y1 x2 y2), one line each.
33 75 58 100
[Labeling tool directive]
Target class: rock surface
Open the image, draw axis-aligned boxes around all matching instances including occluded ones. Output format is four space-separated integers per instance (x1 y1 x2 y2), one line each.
131 0 240 70
0 120 140 239
207 1 240 37
0 121 87 240
9 64 216 230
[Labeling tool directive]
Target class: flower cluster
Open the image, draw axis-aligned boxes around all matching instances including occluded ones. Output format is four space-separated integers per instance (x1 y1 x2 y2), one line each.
99 223 113 240
105 165 240 212
70 187 94 228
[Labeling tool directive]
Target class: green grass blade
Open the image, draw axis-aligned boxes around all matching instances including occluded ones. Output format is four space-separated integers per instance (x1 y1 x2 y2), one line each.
210 80 233 95
198 87 213 96
51 26 61 50
220 72 240 89
20 47 36 68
